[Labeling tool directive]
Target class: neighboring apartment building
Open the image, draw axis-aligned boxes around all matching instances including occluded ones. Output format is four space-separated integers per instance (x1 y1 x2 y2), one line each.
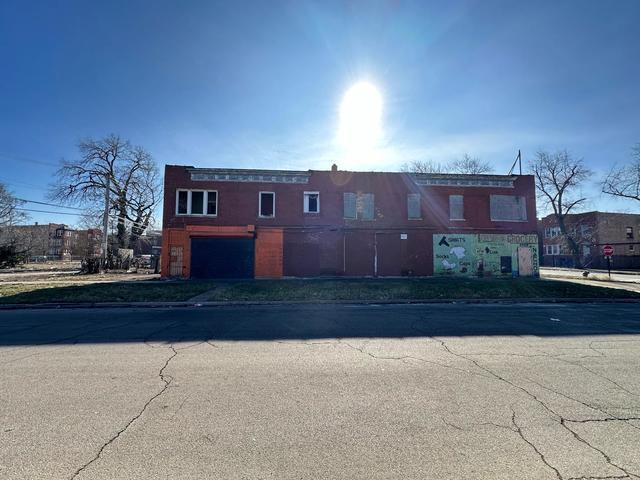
48 224 77 260
0 223 102 260
0 223 61 257
49 226 103 260
539 211 640 269
161 165 539 279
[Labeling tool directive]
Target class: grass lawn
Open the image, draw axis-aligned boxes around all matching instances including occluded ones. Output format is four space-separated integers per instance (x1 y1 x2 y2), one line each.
0 280 217 304
206 277 640 302
0 277 638 305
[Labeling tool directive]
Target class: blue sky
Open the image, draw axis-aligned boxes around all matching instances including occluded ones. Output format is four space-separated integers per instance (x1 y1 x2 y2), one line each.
1 0 639 226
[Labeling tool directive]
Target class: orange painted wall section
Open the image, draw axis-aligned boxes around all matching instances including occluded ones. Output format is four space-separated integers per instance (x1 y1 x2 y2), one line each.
161 225 256 278
254 229 284 278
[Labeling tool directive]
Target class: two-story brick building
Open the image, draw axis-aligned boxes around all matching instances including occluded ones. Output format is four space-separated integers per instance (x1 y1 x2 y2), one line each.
539 211 640 269
161 164 539 279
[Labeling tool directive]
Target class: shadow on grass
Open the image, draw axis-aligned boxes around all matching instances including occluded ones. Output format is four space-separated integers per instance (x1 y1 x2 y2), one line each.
1 277 638 305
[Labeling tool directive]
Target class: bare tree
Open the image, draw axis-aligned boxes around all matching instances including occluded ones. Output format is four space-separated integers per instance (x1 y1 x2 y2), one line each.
0 183 30 266
450 153 493 174
0 183 27 229
602 144 640 204
401 159 448 174
530 150 592 267
402 154 492 175
48 135 162 249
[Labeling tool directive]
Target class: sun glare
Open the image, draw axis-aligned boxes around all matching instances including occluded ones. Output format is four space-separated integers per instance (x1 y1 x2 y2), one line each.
338 81 383 154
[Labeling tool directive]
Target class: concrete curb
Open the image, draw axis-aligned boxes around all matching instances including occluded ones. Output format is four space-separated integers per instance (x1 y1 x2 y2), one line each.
1 297 639 310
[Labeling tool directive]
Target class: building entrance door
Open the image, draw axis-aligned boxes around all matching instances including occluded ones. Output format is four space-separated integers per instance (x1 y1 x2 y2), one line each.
518 247 534 277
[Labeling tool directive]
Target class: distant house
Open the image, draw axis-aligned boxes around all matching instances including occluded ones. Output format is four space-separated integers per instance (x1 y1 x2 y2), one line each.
161 164 540 279
132 229 162 256
0 223 60 258
538 212 640 269
0 223 102 261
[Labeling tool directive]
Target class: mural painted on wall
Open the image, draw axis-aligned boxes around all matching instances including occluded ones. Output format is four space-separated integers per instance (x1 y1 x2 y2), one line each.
433 233 539 277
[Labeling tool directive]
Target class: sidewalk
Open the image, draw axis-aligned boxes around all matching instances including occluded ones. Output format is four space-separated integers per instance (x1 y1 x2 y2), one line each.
541 266 640 277
541 267 640 286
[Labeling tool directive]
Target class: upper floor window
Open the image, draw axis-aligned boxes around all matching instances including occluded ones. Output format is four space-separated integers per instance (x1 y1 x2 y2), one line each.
407 193 421 220
580 224 592 237
449 195 464 220
545 244 561 255
626 227 634 239
176 190 217 216
344 192 374 220
303 192 320 213
490 195 527 222
259 191 275 218
545 226 561 238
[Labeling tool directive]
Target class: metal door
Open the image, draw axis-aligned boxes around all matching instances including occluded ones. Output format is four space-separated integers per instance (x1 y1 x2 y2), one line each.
169 246 183 277
190 237 254 279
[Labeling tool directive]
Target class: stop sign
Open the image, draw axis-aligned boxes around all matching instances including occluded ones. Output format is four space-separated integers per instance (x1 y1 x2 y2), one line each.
603 244 614 257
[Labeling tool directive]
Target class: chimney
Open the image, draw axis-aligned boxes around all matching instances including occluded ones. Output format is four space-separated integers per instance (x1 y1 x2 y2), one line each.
331 164 338 172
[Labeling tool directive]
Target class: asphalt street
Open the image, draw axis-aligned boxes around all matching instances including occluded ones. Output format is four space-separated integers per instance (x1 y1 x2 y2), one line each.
1 303 640 479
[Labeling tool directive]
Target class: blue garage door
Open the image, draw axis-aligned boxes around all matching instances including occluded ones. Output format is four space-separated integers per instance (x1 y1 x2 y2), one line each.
190 237 254 279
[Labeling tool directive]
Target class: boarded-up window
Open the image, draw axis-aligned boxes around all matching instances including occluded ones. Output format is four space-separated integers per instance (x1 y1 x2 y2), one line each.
449 195 464 220
408 193 421 219
490 195 527 221
359 193 374 220
344 192 374 220
344 193 356 219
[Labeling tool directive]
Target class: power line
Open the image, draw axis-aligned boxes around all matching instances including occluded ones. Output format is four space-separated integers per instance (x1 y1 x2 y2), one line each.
17 198 84 211
0 152 59 168
0 177 48 190
16 208 150 228
16 208 80 216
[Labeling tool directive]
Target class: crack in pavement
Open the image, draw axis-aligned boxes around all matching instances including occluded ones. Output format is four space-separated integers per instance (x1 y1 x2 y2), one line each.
551 356 640 399
511 407 563 480
0 318 151 366
334 326 638 479
337 339 494 380
70 344 179 479
566 475 631 480
142 321 183 349
565 417 640 424
410 324 640 480
523 377 640 431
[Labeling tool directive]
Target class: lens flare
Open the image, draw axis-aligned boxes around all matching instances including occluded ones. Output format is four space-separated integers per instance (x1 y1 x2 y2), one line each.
338 81 383 154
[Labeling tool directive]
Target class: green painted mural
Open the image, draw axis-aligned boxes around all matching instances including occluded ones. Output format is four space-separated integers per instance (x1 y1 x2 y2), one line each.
433 233 539 277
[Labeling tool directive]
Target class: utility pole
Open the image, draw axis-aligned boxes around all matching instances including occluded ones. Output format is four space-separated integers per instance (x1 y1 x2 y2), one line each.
102 176 110 271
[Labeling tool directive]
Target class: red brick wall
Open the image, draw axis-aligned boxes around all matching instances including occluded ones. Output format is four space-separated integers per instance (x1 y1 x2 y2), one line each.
163 166 538 233
162 165 537 278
